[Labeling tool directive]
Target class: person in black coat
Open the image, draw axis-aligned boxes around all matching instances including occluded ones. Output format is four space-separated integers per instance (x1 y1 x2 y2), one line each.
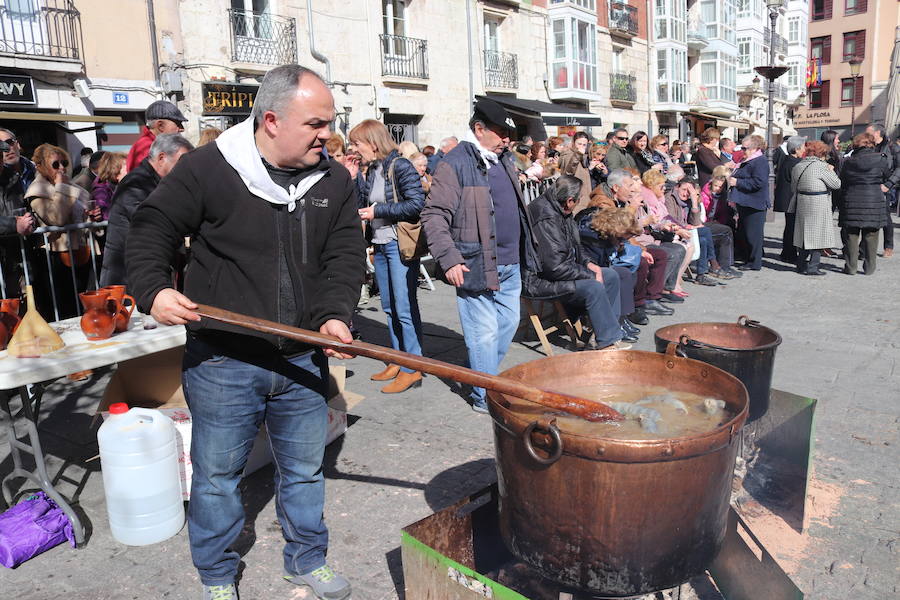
839 133 892 275
522 175 627 350
100 134 193 287
774 136 806 262
728 135 770 270
865 124 900 256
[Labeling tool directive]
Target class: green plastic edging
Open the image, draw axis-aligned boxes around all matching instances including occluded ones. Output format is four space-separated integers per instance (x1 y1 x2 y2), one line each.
401 531 530 600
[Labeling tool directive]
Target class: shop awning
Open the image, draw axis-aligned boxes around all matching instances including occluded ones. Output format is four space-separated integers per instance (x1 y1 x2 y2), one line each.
714 118 751 130
482 95 603 127
0 112 122 124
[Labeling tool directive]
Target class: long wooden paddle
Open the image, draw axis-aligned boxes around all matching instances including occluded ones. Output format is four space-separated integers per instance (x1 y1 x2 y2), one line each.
194 304 623 423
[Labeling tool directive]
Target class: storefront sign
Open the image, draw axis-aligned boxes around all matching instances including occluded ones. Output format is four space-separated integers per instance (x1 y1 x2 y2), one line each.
202 82 258 116
0 74 35 105
794 110 842 128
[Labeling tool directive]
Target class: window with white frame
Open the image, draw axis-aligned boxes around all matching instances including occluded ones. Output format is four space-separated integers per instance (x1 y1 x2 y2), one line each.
788 17 800 44
657 46 687 104
382 0 405 37
738 37 751 73
551 15 598 92
612 47 624 73
701 0 737 44
700 51 737 104
787 61 800 89
654 0 686 43
550 0 597 12
737 0 750 18
484 15 501 53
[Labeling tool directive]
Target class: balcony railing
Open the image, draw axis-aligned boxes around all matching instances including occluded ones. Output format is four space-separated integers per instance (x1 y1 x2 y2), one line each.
380 33 428 80
484 50 518 89
0 0 81 60
609 72 637 103
228 8 297 66
764 28 788 56
609 3 638 37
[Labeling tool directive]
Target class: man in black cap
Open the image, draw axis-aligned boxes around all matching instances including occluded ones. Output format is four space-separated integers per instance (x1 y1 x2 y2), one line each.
422 98 537 413
126 99 187 171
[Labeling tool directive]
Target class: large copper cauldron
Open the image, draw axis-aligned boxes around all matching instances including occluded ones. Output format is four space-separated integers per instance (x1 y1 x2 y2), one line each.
654 316 782 422
487 349 748 597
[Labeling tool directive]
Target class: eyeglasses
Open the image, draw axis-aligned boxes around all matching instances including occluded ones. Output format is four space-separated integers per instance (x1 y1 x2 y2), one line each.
51 159 69 169
616 136 628 141
660 142 669 146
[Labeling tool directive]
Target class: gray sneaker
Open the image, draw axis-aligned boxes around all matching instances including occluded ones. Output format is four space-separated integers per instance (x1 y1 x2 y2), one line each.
284 565 352 599
202 584 237 600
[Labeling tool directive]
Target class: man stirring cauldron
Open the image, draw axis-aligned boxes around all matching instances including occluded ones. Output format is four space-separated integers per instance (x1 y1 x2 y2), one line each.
126 65 364 600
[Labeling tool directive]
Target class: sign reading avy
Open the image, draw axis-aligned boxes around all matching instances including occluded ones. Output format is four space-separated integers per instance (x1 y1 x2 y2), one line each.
202 82 258 116
0 74 36 105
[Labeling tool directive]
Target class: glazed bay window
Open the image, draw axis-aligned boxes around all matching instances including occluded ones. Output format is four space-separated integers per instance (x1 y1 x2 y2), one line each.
737 37 751 74
656 46 687 104
700 51 737 104
700 0 737 44
551 15 598 92
550 0 597 10
787 61 800 89
788 17 804 45
654 0 686 43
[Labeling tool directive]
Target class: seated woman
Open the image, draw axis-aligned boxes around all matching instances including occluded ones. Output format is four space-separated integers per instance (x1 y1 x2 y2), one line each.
637 169 691 300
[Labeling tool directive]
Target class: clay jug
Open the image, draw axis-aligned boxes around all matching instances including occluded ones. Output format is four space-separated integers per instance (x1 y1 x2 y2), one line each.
0 298 21 347
79 290 119 340
101 285 136 333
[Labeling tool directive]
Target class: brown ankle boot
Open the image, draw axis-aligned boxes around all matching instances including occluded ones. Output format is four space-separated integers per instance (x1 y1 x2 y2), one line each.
381 371 422 393
370 364 401 381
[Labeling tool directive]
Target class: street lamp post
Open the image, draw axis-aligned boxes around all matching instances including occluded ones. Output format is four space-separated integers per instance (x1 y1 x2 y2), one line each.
849 58 862 137
755 0 787 213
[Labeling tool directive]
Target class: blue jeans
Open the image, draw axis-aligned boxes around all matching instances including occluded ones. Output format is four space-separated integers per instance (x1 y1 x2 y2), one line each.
373 240 423 373
695 227 715 275
183 336 330 585
562 271 622 348
456 264 521 403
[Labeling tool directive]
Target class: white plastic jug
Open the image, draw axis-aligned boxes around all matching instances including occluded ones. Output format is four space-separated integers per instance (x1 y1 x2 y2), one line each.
98 403 185 545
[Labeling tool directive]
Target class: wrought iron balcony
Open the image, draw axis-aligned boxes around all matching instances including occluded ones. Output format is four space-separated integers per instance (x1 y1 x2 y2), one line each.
228 8 297 66
0 0 81 60
763 80 788 100
380 34 428 80
764 28 788 56
609 2 638 37
609 73 637 104
483 50 518 89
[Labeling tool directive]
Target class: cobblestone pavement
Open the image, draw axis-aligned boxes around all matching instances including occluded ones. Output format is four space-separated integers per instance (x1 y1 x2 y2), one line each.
1 215 898 599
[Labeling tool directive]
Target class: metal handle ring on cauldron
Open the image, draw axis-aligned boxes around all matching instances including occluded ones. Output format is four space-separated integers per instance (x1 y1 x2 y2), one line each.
666 341 688 358
522 421 563 465
737 315 761 328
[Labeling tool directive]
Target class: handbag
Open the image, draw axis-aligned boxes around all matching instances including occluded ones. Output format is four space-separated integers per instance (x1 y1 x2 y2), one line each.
610 242 642 273
386 160 428 261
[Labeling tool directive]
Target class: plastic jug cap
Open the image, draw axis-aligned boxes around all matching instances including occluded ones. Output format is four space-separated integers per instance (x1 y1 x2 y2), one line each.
108 402 129 415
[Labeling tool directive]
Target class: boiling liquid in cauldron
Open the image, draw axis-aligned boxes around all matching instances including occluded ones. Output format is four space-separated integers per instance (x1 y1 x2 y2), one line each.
558 384 733 440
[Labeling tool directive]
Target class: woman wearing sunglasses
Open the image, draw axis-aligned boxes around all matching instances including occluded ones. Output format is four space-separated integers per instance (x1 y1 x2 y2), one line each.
25 143 90 317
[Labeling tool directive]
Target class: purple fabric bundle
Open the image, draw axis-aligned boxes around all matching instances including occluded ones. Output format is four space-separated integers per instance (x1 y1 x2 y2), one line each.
0 492 76 568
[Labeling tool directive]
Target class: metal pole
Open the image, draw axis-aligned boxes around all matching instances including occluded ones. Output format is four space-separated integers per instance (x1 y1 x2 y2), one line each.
850 76 858 138
766 8 777 208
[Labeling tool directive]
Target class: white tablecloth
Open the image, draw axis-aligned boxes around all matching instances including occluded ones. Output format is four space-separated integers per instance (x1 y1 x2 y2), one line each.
0 314 186 389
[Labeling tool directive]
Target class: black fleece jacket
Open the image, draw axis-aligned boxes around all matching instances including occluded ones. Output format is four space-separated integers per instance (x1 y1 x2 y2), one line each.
126 143 365 356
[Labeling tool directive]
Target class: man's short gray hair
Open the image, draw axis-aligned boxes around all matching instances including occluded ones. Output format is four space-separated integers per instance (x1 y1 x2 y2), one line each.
439 136 457 150
786 136 807 155
607 169 631 188
251 64 325 125
552 175 582 205
149 133 194 159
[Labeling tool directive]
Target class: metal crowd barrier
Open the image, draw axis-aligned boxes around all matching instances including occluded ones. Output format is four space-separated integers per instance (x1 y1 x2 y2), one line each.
520 176 557 205
0 221 107 322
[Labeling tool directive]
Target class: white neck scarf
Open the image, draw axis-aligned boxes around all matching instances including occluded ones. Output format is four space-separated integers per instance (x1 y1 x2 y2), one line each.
464 129 499 169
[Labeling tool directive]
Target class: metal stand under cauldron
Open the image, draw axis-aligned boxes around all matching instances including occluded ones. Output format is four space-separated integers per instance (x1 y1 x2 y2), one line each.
402 482 803 600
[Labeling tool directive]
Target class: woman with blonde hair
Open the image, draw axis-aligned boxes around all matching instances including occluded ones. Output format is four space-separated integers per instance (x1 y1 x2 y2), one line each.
350 119 425 392
728 134 770 270
90 151 127 221
25 143 89 317
398 140 419 159
197 127 222 146
649 135 673 173
408 151 432 193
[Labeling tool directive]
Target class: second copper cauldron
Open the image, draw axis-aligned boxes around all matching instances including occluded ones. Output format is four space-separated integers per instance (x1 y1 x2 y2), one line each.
487 349 748 597
654 316 782 422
